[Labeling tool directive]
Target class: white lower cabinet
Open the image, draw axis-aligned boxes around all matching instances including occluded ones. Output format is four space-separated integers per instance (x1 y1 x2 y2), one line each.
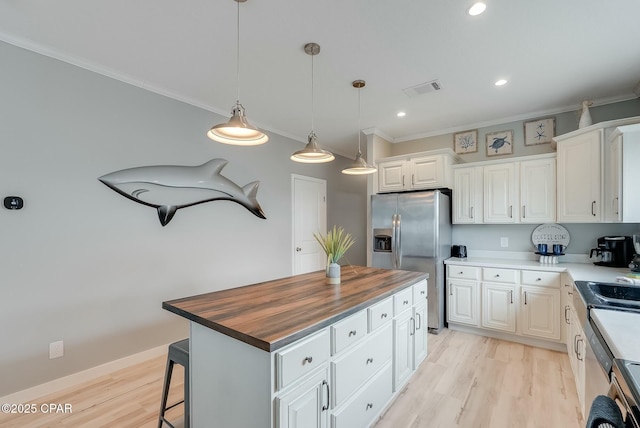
446 264 562 346
520 285 561 340
481 282 516 333
331 363 393 428
392 309 413 391
447 278 480 326
277 368 330 428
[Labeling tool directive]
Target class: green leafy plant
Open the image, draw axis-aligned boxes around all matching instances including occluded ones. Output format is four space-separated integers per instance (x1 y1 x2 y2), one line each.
313 225 355 265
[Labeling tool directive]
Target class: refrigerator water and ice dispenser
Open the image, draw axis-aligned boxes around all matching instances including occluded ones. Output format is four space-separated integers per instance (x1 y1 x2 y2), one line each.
373 229 392 252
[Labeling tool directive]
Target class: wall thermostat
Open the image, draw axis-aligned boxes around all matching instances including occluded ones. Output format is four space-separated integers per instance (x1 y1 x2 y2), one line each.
4 196 24 210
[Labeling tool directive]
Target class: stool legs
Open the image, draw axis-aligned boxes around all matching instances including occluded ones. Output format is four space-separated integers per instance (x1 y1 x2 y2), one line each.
158 358 175 428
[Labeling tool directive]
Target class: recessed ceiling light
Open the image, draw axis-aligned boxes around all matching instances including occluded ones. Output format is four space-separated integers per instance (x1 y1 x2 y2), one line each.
397 112 406 117
494 79 508 86
468 2 486 16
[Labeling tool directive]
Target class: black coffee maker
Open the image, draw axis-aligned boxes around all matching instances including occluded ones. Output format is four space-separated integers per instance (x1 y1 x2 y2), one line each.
589 236 634 267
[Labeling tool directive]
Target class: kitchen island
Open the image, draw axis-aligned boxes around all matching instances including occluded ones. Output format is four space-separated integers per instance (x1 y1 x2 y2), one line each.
163 266 428 428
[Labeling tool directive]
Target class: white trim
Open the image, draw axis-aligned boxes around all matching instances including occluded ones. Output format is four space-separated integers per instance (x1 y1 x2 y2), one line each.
0 344 169 405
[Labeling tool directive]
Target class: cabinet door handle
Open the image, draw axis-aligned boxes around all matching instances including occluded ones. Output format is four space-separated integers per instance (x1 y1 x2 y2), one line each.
366 357 374 364
509 205 513 218
381 313 388 319
416 313 421 330
402 175 405 187
494 274 500 278
410 317 415 336
470 206 474 219
296 247 302 252
322 380 330 411
577 338 584 361
510 290 514 304
366 403 374 410
524 291 528 305
348 330 357 337
614 197 619 215
403 300 409 305
522 205 526 218
564 305 570 324
574 334 579 357
449 285 453 296
303 356 313 364
592 200 596 216
536 278 542 282
412 174 415 186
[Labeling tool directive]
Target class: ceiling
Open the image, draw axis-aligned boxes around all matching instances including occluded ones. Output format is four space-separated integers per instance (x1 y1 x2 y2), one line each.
2 0 640 157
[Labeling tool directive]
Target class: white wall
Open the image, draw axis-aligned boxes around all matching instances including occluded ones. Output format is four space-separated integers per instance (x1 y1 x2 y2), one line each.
0 41 366 395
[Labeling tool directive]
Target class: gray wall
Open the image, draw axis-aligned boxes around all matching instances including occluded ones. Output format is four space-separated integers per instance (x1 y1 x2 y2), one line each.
0 41 366 395
452 224 640 255
390 99 640 162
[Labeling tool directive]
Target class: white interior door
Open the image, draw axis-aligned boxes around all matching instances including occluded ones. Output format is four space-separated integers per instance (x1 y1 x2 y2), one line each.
292 174 327 275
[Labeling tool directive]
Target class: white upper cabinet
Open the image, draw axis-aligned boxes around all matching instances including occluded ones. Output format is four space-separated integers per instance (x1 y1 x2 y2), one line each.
452 166 483 224
519 157 556 223
377 149 460 193
483 162 518 223
554 116 640 223
452 154 555 224
604 124 640 223
556 129 602 222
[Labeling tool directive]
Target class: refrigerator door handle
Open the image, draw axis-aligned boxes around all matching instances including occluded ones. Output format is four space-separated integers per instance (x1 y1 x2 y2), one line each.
391 214 397 269
396 214 402 268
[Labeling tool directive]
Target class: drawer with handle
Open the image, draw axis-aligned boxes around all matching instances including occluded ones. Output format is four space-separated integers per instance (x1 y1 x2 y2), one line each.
447 265 480 280
331 323 392 407
482 267 517 284
393 286 413 315
332 310 368 355
521 270 560 288
330 362 393 428
368 297 393 332
413 279 427 303
275 329 330 390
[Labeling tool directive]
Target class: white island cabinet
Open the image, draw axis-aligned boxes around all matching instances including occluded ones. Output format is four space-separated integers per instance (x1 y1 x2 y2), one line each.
163 267 429 428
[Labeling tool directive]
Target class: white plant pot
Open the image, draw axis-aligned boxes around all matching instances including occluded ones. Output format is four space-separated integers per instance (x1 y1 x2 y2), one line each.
326 263 341 285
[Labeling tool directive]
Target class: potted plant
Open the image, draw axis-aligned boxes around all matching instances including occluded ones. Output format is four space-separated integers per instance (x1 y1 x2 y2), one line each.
313 225 355 284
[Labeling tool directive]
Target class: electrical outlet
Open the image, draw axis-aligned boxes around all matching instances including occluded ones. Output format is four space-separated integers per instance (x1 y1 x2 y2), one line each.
500 237 509 248
49 341 64 359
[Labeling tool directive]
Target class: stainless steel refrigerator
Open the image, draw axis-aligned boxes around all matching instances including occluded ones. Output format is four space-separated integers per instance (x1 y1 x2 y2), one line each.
371 190 451 333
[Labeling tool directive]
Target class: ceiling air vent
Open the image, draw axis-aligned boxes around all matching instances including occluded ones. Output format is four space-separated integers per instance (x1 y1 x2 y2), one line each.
402 79 442 98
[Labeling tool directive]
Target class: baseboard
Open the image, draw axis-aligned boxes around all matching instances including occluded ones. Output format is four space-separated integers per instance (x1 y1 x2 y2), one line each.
0 343 170 405
448 323 568 353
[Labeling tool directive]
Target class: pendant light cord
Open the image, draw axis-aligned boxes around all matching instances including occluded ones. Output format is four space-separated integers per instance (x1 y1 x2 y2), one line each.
310 53 315 132
357 86 362 154
236 0 240 104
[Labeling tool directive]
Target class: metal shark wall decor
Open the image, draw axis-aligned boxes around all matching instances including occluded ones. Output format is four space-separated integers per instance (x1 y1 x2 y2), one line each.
98 158 266 226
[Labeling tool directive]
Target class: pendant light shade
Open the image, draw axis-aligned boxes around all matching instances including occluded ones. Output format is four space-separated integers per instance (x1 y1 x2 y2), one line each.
291 43 334 163
207 0 268 146
290 131 335 163
207 102 269 145
342 80 376 175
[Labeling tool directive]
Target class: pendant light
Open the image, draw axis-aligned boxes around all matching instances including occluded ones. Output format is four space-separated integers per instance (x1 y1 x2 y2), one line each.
342 80 376 175
290 43 335 163
207 0 268 146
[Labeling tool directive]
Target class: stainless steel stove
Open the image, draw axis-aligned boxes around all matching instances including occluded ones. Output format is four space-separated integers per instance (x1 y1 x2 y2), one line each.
612 359 640 428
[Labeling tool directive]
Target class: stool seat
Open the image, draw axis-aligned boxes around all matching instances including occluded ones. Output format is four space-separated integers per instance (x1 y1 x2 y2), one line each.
158 339 190 428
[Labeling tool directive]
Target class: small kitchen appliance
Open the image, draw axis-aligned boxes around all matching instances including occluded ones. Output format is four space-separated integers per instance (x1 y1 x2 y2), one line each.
630 234 640 272
589 236 635 267
451 245 467 258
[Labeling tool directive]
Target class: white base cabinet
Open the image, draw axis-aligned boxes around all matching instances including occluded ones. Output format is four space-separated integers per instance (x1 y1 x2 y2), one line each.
446 264 562 346
190 278 429 428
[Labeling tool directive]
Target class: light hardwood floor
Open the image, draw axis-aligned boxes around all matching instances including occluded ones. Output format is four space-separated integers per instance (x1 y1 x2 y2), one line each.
0 328 583 428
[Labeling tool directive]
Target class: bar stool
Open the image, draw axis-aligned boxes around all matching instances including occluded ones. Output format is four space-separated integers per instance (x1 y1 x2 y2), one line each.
158 338 189 428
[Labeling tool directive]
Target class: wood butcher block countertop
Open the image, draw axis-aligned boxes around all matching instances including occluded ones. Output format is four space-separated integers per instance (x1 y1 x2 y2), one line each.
163 266 427 352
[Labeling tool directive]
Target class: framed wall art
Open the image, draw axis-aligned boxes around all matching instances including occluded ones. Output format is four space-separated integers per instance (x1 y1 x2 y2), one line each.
524 117 555 146
453 129 478 154
485 130 513 156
